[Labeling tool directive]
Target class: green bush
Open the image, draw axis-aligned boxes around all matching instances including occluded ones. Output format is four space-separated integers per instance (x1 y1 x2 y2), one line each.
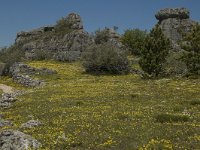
94 28 110 44
182 24 200 75
121 28 147 55
190 100 200 105
82 43 130 75
164 51 188 76
54 17 74 36
155 114 190 123
0 63 6 76
0 43 25 74
139 25 171 77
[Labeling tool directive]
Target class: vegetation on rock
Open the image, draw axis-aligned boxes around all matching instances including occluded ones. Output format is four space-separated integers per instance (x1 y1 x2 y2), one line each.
121 28 147 55
182 23 200 75
94 28 110 44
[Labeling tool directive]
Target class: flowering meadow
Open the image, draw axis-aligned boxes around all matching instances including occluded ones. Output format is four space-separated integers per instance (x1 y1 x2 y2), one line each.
0 60 200 149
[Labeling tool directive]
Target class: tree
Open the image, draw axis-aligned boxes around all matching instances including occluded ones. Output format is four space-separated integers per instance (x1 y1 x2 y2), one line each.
94 28 110 44
121 28 147 55
139 25 170 77
182 23 200 75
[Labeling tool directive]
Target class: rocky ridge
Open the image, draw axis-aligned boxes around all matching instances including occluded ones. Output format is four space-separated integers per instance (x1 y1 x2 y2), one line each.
16 13 93 61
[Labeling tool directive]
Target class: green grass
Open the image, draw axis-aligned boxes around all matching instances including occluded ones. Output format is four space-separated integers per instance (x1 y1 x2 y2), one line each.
190 100 200 105
155 114 190 123
0 60 200 149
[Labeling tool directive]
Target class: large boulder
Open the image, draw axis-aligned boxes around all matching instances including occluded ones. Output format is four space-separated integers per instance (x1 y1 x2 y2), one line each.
0 130 41 149
155 8 196 50
155 8 190 22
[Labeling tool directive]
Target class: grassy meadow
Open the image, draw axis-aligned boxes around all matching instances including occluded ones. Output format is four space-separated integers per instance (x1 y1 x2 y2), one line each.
0 60 200 149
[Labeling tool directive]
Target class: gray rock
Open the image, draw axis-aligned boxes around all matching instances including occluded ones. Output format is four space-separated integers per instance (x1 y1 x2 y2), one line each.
14 13 93 61
21 120 42 128
0 120 12 127
0 93 17 108
66 13 83 30
10 63 57 76
12 74 43 87
155 8 197 50
0 130 41 150
155 7 190 22
16 26 54 43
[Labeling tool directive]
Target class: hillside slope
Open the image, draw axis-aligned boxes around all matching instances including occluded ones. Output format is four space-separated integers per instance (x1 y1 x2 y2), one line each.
0 60 200 149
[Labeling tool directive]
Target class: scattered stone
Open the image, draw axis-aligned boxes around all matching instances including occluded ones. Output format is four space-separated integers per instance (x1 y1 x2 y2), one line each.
9 63 57 76
0 120 12 127
0 93 18 108
12 74 43 87
21 120 42 128
0 130 41 149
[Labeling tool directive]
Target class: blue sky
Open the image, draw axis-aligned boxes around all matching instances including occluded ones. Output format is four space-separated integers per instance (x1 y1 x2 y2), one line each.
0 0 200 47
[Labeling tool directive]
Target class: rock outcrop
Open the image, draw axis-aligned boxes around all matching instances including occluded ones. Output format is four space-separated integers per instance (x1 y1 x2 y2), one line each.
16 26 55 43
9 63 57 87
155 8 196 50
66 13 83 30
0 130 41 149
15 13 93 61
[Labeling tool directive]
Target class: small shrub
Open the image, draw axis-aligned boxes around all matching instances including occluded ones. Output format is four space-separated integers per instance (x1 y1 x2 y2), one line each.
33 49 53 60
82 42 130 75
54 17 74 36
190 100 200 105
155 114 190 123
94 28 110 44
0 63 6 76
0 43 25 74
121 28 147 55
164 51 188 76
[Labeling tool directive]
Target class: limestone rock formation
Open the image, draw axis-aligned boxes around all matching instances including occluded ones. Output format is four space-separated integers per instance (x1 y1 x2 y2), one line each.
155 8 196 50
15 13 93 61
155 8 190 22
16 26 54 43
9 63 57 87
0 130 41 149
66 13 83 30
